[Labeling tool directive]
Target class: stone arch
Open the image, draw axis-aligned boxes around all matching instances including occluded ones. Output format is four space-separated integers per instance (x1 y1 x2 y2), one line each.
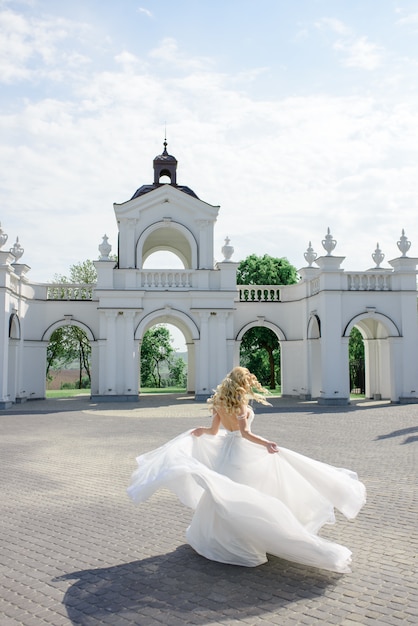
136 221 198 269
343 312 400 400
235 320 285 392
343 312 400 339
135 308 200 394
9 313 21 339
236 320 287 342
41 319 96 342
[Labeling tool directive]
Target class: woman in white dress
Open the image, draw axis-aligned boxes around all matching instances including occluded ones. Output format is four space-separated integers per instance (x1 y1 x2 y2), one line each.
128 367 366 573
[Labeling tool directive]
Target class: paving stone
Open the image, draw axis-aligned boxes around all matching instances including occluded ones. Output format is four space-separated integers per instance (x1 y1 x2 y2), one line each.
1 395 417 625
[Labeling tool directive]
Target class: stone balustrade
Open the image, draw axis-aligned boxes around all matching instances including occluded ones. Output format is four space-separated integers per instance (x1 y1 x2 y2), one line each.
238 285 281 302
47 284 94 300
346 272 392 291
139 270 193 288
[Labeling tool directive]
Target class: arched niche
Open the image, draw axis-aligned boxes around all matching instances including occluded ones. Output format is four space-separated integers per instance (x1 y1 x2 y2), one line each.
136 221 197 269
307 314 321 339
9 313 21 339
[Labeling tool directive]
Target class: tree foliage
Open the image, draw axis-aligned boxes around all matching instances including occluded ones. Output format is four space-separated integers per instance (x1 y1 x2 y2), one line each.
47 261 96 386
349 327 365 393
237 254 298 389
240 327 280 389
47 325 91 387
236 254 299 286
140 325 175 388
53 259 97 285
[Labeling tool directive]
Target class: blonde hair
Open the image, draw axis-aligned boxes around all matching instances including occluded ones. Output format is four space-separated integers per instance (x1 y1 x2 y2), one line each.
208 367 270 414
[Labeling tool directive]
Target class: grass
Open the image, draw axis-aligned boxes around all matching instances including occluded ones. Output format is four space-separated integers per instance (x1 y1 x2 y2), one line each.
46 387 187 399
46 389 91 398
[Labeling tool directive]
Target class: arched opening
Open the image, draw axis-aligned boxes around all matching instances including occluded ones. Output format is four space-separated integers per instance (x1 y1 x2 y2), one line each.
45 323 93 396
143 251 185 269
349 327 365 396
344 313 400 400
135 309 199 396
238 325 282 393
139 323 187 391
136 222 197 269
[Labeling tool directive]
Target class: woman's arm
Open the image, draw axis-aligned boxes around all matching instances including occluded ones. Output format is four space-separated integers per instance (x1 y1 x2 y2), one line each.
237 406 279 454
191 411 221 437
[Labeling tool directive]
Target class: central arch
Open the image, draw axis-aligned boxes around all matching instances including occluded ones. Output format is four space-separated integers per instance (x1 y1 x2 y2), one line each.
135 308 200 394
136 221 198 269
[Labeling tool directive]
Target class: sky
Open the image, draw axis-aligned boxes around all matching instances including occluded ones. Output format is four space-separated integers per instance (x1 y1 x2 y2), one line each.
2 0 418 286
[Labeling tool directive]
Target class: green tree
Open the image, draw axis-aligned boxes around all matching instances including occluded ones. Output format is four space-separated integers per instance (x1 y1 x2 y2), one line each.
52 259 97 286
240 327 280 389
237 254 298 389
47 325 91 387
349 327 365 393
168 356 187 387
140 325 175 388
47 260 96 386
236 253 299 286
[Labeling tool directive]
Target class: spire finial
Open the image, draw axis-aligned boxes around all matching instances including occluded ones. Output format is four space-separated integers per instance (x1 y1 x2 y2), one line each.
163 122 167 153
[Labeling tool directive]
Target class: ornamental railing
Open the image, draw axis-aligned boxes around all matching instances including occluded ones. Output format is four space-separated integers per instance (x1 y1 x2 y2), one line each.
47 284 94 300
139 270 193 288
238 285 281 302
346 273 392 291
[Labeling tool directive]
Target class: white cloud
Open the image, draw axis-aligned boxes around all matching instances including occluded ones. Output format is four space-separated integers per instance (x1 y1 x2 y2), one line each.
0 8 92 84
334 36 383 70
1 11 418 282
315 17 351 36
137 7 153 19
396 11 418 27
149 37 214 71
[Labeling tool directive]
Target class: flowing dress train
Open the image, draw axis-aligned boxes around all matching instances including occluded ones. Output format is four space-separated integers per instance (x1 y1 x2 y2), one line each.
127 409 366 573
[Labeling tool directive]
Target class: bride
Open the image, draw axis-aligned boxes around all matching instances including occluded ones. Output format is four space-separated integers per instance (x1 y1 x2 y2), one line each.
128 367 366 573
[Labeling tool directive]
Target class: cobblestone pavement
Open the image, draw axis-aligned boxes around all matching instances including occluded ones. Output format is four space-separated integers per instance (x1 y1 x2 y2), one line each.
1 394 417 626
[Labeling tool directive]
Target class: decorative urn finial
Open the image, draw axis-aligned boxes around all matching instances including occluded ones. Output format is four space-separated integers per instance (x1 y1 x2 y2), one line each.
304 241 317 267
372 243 384 268
98 234 112 260
221 236 234 261
397 229 411 257
10 236 24 262
321 227 337 255
0 222 8 249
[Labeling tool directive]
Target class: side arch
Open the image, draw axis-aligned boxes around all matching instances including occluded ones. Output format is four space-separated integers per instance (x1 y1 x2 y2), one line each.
343 312 400 339
136 220 198 269
41 319 96 342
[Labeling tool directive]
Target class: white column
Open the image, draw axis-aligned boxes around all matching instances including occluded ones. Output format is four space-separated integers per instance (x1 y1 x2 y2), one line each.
124 311 138 395
105 311 118 394
195 312 210 398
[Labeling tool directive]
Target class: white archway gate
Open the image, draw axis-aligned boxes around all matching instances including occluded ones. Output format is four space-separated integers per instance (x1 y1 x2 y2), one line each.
1 145 418 408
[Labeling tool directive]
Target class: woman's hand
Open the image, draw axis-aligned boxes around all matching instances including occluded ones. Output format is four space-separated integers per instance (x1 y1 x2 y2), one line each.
266 441 279 454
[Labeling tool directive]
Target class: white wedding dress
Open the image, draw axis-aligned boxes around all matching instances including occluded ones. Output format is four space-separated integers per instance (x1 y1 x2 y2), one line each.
127 409 366 573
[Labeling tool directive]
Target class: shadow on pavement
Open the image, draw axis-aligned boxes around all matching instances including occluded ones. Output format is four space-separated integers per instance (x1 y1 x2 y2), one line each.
55 545 338 625
375 425 418 445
